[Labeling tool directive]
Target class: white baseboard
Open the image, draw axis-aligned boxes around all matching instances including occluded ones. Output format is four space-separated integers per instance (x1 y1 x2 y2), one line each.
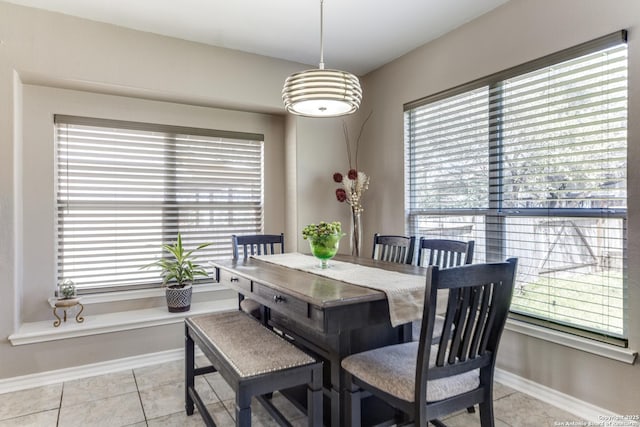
0 347 184 394
495 368 636 425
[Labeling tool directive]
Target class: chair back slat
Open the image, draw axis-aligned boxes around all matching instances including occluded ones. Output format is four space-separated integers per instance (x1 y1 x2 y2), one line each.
435 289 459 367
457 285 486 362
417 238 474 268
416 259 517 403
449 287 471 364
469 286 492 357
381 245 407 263
479 293 499 354
232 234 285 260
372 233 416 264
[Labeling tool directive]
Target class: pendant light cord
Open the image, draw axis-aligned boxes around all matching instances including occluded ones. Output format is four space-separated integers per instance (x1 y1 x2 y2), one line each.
319 0 325 70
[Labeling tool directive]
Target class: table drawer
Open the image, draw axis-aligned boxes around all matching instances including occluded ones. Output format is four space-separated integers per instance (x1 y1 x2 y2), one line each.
254 282 309 319
217 268 251 293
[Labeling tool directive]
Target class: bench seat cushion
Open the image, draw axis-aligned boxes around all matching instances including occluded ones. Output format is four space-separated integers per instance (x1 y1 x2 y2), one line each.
188 311 316 378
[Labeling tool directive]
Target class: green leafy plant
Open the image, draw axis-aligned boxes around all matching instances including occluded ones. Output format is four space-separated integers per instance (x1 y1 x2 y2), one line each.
303 221 345 268
143 233 211 288
302 221 344 242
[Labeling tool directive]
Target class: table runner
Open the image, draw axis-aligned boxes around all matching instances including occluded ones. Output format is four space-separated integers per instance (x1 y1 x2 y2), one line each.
252 252 425 327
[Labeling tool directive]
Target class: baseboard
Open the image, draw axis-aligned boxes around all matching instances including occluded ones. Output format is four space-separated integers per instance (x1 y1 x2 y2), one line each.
0 347 184 394
495 368 636 424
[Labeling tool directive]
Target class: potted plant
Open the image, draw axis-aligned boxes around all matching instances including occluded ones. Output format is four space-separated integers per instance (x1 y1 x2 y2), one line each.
143 233 211 312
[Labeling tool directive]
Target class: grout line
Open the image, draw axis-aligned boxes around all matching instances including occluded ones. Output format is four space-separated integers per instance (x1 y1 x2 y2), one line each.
56 382 63 427
131 369 149 424
202 370 236 421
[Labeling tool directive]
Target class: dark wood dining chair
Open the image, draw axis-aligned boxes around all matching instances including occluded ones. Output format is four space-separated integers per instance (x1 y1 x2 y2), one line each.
414 238 475 340
415 238 476 414
372 233 416 264
417 238 475 268
231 233 284 322
342 258 518 427
232 233 285 260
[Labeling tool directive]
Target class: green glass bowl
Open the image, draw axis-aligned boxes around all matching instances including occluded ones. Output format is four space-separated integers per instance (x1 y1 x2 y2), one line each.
308 233 344 268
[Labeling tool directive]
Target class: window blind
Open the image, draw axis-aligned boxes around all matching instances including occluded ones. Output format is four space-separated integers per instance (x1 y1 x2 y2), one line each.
405 87 490 263
500 43 627 338
406 86 490 211
405 31 627 342
55 116 264 293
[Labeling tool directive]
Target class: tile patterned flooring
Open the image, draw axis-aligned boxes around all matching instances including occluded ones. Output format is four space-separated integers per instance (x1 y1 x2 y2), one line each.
0 357 588 427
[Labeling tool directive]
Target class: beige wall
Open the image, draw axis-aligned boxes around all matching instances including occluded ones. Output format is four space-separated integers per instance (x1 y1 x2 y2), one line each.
293 117 350 253
2 0 639 415
359 0 640 413
0 1 301 378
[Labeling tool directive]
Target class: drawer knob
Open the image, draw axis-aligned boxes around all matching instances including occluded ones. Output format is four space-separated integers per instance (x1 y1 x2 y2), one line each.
230 276 239 282
273 295 286 303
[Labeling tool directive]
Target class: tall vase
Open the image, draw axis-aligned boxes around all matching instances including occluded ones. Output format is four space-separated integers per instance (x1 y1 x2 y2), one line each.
350 209 362 257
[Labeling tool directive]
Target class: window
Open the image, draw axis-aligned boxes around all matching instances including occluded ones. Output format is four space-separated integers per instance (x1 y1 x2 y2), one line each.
405 31 628 344
55 116 264 293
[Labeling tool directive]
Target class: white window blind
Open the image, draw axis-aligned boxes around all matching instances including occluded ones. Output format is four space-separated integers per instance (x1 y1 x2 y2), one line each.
405 31 628 343
405 87 490 263
406 87 490 210
55 116 264 293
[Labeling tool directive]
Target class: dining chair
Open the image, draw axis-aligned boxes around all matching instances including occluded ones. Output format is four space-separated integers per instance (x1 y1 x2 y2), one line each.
342 258 518 427
415 238 476 414
231 233 285 322
414 238 475 340
417 238 475 268
372 233 416 264
232 233 285 260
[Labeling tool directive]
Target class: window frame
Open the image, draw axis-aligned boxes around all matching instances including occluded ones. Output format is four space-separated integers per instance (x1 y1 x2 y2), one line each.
404 30 628 345
54 115 265 294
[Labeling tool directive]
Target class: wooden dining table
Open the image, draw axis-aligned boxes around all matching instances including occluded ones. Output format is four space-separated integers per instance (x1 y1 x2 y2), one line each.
211 254 427 426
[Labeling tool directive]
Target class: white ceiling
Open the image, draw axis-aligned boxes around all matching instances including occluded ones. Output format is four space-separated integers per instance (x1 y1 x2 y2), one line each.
4 0 510 75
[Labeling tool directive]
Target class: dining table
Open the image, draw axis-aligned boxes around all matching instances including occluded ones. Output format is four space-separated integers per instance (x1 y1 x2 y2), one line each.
211 253 428 426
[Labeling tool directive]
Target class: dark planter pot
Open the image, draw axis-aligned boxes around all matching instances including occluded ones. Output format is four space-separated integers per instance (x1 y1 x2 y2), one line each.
165 283 192 312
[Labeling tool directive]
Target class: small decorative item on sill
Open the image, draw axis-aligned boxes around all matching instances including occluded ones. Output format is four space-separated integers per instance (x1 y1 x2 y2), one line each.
57 279 77 299
53 279 84 327
302 221 345 269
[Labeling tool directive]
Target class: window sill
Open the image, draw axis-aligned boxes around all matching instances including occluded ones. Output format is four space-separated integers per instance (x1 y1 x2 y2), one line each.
17 297 637 364
505 318 638 364
47 283 221 307
9 297 237 346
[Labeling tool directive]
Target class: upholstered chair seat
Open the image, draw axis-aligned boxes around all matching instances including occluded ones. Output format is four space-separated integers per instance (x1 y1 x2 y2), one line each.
342 341 479 403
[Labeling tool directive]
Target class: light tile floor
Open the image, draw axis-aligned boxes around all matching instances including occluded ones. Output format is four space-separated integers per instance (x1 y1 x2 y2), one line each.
0 358 588 427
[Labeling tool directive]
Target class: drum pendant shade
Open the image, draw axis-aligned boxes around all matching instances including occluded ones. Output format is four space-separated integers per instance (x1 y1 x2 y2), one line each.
282 1 362 117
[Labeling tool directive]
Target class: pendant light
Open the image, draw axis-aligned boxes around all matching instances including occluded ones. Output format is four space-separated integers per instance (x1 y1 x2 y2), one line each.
282 0 362 117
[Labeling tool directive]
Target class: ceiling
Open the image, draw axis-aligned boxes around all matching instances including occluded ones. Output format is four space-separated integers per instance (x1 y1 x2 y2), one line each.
4 0 510 75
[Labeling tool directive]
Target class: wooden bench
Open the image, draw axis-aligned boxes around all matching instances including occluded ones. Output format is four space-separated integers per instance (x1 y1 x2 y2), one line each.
185 311 323 426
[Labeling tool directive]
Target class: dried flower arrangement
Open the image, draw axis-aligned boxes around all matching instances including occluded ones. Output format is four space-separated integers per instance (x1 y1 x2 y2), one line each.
333 111 372 256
